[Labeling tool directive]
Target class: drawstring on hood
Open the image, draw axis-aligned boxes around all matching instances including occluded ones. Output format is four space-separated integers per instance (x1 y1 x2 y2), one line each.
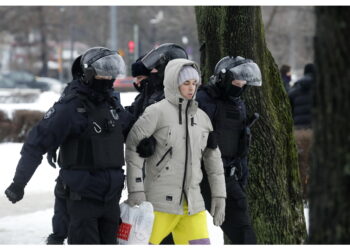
178 98 183 124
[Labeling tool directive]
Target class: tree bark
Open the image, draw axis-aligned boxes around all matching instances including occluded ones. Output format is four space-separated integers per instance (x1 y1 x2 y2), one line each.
308 7 350 244
195 6 307 244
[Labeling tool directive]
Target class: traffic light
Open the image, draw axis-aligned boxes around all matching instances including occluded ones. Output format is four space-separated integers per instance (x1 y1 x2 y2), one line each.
128 40 135 54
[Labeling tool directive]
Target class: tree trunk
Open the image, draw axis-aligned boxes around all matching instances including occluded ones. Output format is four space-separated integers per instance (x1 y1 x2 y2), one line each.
195 6 307 244
308 7 350 244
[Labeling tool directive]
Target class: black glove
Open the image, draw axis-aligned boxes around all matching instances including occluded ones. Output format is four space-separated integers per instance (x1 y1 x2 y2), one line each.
207 131 218 149
47 150 57 168
136 136 157 158
5 182 25 203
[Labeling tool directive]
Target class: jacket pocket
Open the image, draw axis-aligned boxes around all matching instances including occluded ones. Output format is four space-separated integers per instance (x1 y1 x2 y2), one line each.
151 147 173 181
156 147 173 167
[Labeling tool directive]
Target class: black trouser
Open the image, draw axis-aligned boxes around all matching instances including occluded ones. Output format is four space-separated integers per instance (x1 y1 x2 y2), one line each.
49 177 69 243
202 170 256 244
66 197 120 244
161 170 257 245
52 195 69 239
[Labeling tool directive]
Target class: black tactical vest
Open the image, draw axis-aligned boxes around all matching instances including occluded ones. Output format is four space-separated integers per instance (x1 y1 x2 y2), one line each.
214 98 246 158
58 95 125 170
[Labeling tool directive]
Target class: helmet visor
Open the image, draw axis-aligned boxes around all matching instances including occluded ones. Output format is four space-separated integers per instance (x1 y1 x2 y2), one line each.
91 53 126 80
228 61 262 86
141 43 188 70
141 47 164 70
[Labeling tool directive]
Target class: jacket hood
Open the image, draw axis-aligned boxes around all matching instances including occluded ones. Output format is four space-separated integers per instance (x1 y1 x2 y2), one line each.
163 58 201 107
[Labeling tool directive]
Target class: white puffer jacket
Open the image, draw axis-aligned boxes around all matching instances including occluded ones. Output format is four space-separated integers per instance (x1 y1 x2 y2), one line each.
126 58 226 215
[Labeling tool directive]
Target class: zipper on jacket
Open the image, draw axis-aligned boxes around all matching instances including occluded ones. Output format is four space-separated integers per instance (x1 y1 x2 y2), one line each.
178 98 183 124
179 100 191 205
156 147 173 167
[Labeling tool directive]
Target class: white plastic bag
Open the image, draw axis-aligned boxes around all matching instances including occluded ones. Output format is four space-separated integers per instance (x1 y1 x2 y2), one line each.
117 201 155 245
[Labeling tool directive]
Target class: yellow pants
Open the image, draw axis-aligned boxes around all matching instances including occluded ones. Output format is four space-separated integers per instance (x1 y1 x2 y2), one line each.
149 202 210 245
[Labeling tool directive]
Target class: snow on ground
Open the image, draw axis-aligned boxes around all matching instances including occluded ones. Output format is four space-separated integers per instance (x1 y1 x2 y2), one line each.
119 91 139 107
0 209 53 244
0 92 60 119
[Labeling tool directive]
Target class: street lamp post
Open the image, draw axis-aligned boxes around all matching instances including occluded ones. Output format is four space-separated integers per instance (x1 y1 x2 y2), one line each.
110 6 118 51
58 7 65 82
150 11 164 47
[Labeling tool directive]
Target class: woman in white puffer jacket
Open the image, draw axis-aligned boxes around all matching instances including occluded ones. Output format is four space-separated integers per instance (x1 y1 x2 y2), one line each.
125 58 226 245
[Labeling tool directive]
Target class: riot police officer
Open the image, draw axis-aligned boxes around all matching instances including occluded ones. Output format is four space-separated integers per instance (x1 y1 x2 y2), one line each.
196 56 262 244
4 47 133 244
126 43 188 122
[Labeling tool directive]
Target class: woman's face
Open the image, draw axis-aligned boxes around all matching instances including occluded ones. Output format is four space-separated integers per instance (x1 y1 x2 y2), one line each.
179 79 198 100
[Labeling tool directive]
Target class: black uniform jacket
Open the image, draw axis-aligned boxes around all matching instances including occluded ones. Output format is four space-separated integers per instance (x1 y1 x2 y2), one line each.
13 80 133 201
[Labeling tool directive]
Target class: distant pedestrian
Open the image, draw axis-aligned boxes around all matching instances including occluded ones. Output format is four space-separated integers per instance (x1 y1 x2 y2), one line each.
288 63 315 200
280 64 292 92
288 63 314 128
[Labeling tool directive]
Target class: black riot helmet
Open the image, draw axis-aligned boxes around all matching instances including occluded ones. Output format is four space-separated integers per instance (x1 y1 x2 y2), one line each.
80 47 125 85
209 56 262 98
141 43 188 72
211 56 262 87
71 55 83 80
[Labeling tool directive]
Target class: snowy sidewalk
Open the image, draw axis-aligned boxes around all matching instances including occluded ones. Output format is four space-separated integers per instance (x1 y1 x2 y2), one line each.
0 209 53 244
0 192 54 218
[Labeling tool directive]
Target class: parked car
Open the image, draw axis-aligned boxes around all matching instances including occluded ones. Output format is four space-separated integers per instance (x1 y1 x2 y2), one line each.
3 71 36 87
0 74 40 103
113 77 135 92
1 71 65 93
0 74 18 89
35 77 65 93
